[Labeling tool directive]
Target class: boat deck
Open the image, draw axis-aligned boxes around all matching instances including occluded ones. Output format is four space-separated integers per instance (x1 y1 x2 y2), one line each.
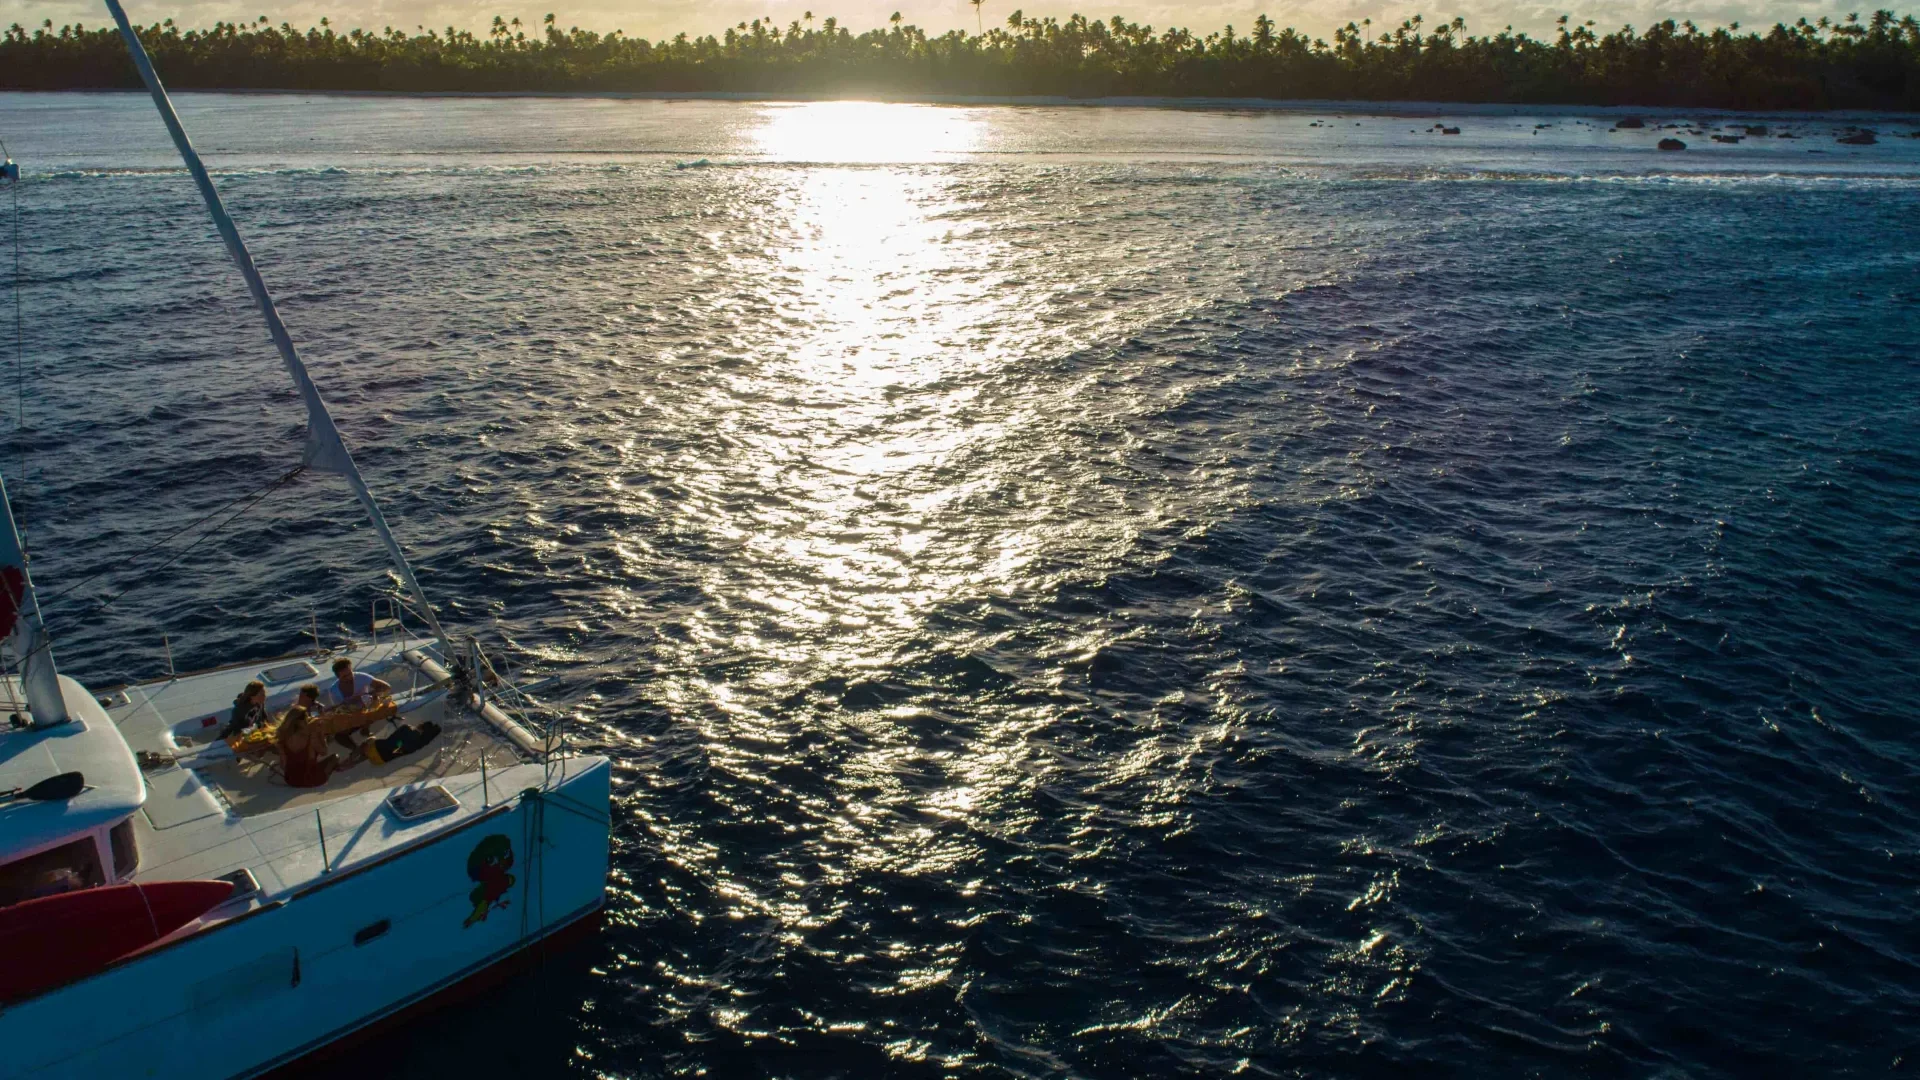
188 695 527 817
102 634 568 901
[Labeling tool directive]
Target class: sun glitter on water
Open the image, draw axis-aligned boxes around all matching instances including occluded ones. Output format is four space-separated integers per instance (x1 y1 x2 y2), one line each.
682 98 1018 657
751 100 983 163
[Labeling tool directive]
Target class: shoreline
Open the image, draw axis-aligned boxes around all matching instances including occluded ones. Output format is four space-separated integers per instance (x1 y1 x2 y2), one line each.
7 86 1917 122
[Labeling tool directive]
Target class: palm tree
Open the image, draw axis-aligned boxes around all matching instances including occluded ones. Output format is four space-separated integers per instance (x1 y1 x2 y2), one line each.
971 0 984 35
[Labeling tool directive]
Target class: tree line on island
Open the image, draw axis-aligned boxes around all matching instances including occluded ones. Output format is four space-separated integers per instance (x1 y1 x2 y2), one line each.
2 8 1916 109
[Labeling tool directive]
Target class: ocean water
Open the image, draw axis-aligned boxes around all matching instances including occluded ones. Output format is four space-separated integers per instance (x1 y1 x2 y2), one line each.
3 92 1919 1077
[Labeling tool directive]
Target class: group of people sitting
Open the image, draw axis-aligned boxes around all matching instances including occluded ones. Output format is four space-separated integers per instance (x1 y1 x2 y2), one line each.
224 658 440 788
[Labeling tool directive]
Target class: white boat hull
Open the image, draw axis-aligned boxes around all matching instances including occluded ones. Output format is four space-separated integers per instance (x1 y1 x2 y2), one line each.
0 757 609 1080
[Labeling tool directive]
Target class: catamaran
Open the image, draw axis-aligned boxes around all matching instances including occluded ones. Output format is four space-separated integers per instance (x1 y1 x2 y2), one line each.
0 5 611 1077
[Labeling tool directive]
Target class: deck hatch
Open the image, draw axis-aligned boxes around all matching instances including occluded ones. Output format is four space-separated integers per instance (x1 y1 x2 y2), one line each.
216 866 259 902
387 784 458 821
259 661 319 684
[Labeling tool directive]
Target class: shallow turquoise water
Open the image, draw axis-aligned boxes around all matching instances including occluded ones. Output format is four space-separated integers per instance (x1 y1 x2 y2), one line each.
4 92 1919 1077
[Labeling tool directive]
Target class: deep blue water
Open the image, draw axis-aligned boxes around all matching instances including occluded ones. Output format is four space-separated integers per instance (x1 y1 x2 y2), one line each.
4 93 1920 1077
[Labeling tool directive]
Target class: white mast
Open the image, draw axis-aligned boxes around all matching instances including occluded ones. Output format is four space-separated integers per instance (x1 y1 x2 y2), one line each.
104 1 449 647
0 474 69 727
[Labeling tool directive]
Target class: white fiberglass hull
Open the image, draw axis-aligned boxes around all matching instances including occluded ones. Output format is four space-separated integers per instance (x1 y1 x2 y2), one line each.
0 757 609 1080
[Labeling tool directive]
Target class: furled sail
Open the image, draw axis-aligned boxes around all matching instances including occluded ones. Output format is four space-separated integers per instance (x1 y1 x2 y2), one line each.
104 0 448 646
0 475 68 728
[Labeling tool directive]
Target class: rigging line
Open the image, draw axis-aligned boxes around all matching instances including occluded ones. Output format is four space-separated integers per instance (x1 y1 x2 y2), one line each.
9 468 300 667
40 463 306 610
3 136 21 503
8 146 18 452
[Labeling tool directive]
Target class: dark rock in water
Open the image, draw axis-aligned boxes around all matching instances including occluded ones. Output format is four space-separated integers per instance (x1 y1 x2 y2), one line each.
1837 131 1878 145
1658 138 1687 151
1615 116 1646 129
1778 131 1799 138
1711 134 1743 143
1741 124 1770 136
1442 126 1461 135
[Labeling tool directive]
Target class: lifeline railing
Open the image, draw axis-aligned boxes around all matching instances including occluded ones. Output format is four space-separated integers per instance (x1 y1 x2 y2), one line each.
371 588 574 784
461 633 576 790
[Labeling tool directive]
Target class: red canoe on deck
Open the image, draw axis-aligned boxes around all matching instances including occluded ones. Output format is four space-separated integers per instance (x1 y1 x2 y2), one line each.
0 880 235 1002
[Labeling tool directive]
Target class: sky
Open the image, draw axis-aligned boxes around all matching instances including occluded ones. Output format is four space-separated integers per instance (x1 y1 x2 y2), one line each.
4 0 1867 45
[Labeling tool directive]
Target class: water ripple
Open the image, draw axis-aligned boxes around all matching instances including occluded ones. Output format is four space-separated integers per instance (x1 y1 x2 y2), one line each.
5 93 1918 1078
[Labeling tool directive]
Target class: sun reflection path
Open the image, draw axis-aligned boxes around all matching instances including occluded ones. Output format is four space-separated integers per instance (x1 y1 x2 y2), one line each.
695 102 1025 661
751 101 985 164
618 104 1263 1006
633 105 1098 903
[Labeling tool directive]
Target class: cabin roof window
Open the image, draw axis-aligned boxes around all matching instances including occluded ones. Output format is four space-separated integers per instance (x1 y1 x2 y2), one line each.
261 661 319 684
0 836 106 909
110 817 139 879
